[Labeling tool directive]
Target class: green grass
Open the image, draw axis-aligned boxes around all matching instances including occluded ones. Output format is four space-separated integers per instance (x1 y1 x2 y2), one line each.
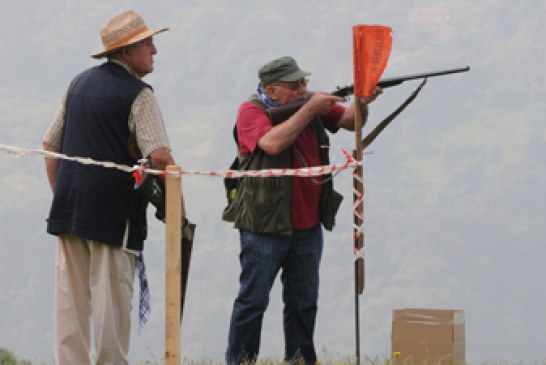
5 347 546 365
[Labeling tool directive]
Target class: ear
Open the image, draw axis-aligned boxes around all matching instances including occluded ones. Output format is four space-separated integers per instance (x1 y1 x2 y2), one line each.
111 47 126 62
264 85 277 100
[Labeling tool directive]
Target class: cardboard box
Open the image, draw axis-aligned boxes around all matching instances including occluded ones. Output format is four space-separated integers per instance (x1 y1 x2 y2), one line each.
391 308 465 365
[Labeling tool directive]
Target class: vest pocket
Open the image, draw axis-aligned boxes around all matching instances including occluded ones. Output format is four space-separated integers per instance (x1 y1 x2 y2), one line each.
237 177 291 234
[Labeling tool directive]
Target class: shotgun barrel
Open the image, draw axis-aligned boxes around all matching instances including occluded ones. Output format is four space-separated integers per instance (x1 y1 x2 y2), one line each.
332 65 470 97
266 65 470 124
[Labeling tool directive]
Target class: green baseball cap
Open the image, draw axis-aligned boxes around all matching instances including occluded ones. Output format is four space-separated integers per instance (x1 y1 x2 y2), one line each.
258 56 312 87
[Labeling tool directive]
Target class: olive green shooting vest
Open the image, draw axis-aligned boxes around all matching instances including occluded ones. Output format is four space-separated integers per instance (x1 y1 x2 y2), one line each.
222 96 343 235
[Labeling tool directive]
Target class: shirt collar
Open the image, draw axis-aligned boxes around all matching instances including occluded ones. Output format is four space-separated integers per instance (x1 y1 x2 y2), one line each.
110 59 140 79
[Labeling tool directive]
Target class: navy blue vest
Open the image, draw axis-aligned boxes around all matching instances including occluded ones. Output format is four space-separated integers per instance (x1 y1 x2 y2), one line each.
47 62 150 251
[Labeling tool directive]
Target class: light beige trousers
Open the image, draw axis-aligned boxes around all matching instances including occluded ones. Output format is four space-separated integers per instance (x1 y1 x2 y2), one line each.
55 235 137 365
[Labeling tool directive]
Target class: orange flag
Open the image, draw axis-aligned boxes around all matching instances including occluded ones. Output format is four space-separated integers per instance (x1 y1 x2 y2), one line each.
353 25 392 97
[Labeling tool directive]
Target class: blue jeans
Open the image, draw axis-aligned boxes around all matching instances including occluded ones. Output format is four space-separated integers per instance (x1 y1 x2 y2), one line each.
226 224 323 365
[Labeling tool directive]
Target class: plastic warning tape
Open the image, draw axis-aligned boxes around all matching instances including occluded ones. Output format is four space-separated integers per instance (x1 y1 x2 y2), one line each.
1 143 360 179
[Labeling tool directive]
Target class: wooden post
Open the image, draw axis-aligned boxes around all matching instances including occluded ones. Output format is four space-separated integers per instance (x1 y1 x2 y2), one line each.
165 165 181 365
353 98 365 365
353 98 365 294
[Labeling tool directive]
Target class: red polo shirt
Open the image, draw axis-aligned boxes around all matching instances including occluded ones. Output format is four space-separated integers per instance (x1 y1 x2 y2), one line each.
237 101 345 229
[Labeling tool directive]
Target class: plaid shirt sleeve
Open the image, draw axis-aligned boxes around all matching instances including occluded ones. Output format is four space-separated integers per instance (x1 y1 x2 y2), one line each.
42 91 67 150
129 87 171 159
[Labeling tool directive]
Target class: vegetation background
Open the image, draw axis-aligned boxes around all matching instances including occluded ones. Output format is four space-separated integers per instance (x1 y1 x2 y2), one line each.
1 1 544 364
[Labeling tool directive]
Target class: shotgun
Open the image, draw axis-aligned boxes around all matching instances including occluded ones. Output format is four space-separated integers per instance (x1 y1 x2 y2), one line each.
266 65 470 125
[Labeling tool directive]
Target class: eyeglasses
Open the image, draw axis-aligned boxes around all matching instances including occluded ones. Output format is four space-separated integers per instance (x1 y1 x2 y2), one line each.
274 78 309 91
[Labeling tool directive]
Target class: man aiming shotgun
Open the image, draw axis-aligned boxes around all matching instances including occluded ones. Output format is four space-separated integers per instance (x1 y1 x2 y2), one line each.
222 56 382 365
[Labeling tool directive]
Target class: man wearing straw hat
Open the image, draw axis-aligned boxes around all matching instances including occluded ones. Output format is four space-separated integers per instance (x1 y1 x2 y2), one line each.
42 10 185 365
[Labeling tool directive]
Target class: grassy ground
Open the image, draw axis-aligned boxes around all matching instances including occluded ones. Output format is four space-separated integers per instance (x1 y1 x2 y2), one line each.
5 347 546 365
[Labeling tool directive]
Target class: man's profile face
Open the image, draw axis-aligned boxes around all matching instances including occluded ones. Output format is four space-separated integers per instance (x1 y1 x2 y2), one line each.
124 37 157 77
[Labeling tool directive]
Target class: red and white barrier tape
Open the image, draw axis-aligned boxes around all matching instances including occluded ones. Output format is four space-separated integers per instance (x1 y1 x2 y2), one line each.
353 247 365 261
346 147 365 262
0 143 360 179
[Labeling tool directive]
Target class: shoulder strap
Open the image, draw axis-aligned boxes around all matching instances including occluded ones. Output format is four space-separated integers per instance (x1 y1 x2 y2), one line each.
361 79 427 150
248 95 267 110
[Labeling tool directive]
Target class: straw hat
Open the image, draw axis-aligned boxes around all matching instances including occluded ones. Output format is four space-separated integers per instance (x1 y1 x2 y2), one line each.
91 10 169 59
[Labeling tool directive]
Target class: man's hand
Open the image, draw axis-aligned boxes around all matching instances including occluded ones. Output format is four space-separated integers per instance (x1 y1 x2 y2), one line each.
149 147 175 171
359 86 383 105
303 92 345 116
149 147 187 220
43 143 60 192
336 86 383 131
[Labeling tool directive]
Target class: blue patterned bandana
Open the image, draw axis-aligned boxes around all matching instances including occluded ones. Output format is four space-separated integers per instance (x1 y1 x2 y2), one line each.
256 83 278 108
137 253 150 333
